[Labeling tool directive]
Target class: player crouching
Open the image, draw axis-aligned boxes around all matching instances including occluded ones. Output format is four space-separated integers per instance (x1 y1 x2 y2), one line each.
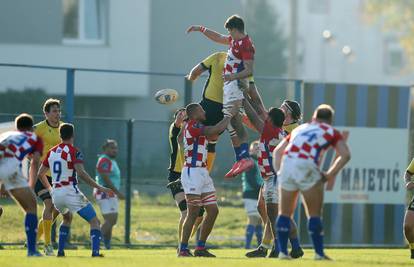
178 103 236 257
37 123 112 257
274 105 350 260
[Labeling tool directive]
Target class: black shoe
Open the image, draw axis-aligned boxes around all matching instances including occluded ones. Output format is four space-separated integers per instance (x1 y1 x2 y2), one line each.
57 251 65 257
178 249 193 257
92 253 104 257
194 248 216 257
245 246 268 258
290 247 304 259
268 245 279 258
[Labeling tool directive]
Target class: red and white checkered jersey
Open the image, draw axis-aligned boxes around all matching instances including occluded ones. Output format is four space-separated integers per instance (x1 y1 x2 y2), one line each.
258 120 287 179
0 131 43 161
183 120 208 168
223 35 255 75
284 121 343 166
43 143 84 186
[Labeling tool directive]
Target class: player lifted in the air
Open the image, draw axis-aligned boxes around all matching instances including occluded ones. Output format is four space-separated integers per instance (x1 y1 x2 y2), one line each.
0 113 43 256
37 123 112 257
273 104 351 260
178 103 236 257
186 15 258 177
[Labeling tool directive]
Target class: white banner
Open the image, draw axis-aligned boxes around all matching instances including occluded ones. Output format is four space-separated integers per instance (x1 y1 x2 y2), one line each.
324 127 408 204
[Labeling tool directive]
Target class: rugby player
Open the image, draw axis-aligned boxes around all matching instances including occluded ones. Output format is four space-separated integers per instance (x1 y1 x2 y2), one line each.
274 104 351 260
241 141 263 249
402 158 414 259
37 123 111 257
0 113 43 256
178 103 236 257
166 108 204 247
94 139 125 250
187 15 258 177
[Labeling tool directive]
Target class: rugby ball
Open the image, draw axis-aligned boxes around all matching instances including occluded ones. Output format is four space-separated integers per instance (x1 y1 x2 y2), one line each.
154 88 179 104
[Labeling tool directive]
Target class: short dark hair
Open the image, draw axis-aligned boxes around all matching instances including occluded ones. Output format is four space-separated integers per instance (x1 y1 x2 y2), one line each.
185 103 200 118
103 139 117 150
59 123 74 140
224 14 244 32
43 98 61 113
314 104 335 123
15 113 34 131
282 100 302 121
268 108 285 128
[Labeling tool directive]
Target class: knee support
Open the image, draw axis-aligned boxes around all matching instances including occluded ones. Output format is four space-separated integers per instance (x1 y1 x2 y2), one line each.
227 123 237 138
207 142 216 153
178 199 187 212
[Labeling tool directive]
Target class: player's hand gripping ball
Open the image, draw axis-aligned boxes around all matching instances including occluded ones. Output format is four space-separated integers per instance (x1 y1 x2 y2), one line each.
154 89 179 105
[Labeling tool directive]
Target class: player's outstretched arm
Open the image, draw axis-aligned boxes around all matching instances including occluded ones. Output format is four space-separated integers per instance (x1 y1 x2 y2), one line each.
243 96 264 133
324 140 351 180
74 163 113 193
37 164 52 191
245 83 266 117
203 106 237 137
28 151 41 189
186 25 229 45
273 138 289 172
187 63 207 81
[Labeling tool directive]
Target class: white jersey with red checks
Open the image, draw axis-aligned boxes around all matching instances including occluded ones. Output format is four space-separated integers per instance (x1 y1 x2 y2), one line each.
183 120 208 168
284 121 343 166
223 35 255 76
0 131 43 161
258 120 286 179
43 143 84 187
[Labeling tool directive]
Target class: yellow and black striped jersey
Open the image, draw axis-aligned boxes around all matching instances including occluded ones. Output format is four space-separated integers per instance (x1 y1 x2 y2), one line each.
168 122 184 173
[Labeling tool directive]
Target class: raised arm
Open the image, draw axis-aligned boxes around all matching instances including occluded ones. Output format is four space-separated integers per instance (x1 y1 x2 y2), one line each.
324 140 351 181
203 116 232 137
74 163 112 193
243 95 265 132
187 63 207 81
246 82 266 116
186 25 229 45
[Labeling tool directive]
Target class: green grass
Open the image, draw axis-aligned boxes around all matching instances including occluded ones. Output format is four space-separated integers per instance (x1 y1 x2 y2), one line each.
0 249 412 267
0 193 246 246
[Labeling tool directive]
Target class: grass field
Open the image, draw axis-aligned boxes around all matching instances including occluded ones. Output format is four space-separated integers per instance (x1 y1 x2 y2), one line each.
0 248 412 267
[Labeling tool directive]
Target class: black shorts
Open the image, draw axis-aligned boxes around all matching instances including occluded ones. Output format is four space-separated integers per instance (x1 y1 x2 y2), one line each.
199 98 223 126
34 176 52 201
168 171 184 197
408 197 414 211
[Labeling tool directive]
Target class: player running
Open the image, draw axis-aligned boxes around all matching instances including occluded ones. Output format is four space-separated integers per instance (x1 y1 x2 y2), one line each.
0 113 43 256
274 104 351 260
402 158 414 259
94 139 125 250
187 14 257 177
178 103 236 257
37 123 112 257
245 99 303 258
241 141 263 249
166 108 204 248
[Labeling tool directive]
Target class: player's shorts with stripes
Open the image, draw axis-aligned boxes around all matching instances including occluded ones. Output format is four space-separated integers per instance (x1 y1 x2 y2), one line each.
180 167 215 195
278 157 322 192
243 198 260 216
0 157 28 191
263 175 279 204
51 186 90 214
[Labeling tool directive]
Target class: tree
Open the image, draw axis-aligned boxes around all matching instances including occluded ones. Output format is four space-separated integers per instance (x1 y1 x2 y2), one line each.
245 0 287 76
364 0 414 69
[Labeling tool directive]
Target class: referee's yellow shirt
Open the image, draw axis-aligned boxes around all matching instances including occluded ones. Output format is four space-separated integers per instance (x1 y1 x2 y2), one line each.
200 52 254 104
34 120 63 176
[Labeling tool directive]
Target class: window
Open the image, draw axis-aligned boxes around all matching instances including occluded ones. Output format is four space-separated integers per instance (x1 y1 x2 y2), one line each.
308 0 329 14
384 39 405 75
63 0 107 45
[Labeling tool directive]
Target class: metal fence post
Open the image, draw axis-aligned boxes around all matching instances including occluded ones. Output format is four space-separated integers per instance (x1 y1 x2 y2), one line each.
124 118 134 246
66 69 75 123
184 77 193 106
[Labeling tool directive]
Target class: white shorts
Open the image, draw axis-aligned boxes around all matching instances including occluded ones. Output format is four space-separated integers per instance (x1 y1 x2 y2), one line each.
0 157 28 191
51 186 90 214
243 198 259 216
223 80 245 105
181 167 215 195
96 196 119 215
278 158 322 192
263 175 279 204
